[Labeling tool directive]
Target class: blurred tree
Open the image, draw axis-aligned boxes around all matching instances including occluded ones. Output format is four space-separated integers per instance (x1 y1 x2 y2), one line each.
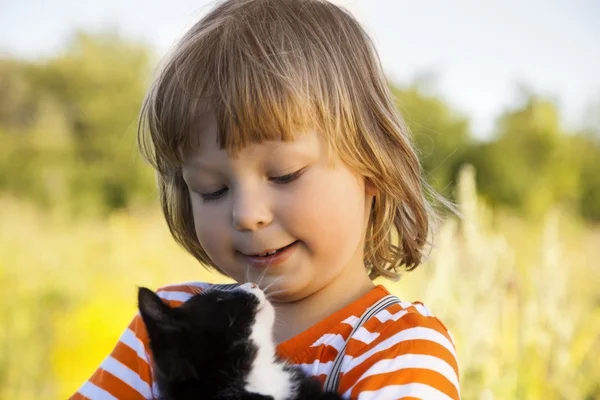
1 33 599 222
577 135 600 222
466 92 582 218
0 31 156 215
391 81 472 199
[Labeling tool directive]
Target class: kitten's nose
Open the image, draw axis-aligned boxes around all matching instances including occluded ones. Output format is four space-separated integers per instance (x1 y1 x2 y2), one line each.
240 282 257 290
239 282 265 307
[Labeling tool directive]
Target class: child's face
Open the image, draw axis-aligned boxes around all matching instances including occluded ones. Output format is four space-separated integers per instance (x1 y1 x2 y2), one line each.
182 116 375 302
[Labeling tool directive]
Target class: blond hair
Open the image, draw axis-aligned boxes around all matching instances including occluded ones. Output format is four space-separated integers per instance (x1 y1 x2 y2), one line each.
138 0 445 280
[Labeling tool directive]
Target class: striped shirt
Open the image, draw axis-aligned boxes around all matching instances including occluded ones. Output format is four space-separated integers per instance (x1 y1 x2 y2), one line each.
71 283 460 400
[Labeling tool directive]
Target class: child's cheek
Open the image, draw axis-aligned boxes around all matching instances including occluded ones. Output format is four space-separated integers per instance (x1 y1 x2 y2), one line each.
193 206 230 262
287 169 365 256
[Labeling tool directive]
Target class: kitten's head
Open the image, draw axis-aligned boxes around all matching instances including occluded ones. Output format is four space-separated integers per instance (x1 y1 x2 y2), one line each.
137 283 275 387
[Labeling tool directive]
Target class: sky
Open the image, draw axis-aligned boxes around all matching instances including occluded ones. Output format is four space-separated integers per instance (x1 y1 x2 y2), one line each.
1 0 599 138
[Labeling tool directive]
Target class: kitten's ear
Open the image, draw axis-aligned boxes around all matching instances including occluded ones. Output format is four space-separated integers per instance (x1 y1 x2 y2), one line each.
137 287 173 327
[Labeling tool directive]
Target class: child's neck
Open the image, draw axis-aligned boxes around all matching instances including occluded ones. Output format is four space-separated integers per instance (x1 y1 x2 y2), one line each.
271 262 375 345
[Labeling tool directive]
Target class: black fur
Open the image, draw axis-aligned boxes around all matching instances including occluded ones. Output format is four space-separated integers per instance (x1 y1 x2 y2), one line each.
138 286 343 400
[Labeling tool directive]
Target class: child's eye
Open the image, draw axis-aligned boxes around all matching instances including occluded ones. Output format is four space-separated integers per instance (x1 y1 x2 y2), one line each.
199 187 228 202
270 169 304 184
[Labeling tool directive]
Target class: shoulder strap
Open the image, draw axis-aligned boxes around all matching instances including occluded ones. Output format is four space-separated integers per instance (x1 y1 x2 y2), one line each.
323 294 402 393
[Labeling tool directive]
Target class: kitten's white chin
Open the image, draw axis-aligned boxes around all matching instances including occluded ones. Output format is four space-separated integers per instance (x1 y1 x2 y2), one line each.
244 292 296 400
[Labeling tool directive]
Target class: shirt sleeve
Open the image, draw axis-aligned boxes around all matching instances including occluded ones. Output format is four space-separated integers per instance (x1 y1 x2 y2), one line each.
339 311 460 400
69 313 156 400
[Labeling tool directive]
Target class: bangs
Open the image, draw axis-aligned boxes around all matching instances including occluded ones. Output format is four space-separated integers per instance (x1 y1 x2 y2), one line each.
137 1 353 175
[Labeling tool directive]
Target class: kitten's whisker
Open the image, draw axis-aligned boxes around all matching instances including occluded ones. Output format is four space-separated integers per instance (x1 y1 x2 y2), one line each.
264 286 287 301
263 276 284 296
256 258 271 287
245 263 251 284
266 289 286 300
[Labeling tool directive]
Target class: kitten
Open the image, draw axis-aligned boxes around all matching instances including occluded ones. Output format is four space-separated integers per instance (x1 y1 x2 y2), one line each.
138 282 343 400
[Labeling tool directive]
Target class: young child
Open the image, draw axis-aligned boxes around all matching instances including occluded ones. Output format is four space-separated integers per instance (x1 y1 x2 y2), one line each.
71 0 460 398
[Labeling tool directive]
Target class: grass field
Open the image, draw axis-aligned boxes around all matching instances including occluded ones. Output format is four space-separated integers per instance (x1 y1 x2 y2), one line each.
1 167 599 399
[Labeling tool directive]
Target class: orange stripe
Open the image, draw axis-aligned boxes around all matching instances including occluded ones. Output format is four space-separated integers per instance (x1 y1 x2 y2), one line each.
111 341 153 386
89 369 147 399
342 339 458 386
69 393 90 400
361 309 454 347
278 285 390 361
345 368 459 399
350 337 457 374
125 315 153 364
157 284 200 293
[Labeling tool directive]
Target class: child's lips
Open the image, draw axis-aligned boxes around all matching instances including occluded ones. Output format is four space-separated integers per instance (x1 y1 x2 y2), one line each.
242 241 297 257
240 241 299 269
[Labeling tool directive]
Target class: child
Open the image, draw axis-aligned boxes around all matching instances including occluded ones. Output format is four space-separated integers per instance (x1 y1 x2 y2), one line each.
71 0 460 398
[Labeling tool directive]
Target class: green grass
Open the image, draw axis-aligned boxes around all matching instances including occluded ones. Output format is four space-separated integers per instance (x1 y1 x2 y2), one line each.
1 167 598 399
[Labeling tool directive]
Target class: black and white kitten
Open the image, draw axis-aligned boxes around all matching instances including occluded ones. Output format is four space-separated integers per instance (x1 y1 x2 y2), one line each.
137 282 343 400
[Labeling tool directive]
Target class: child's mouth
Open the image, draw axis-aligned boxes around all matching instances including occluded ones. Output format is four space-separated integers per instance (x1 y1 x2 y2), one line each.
251 241 297 257
242 241 299 268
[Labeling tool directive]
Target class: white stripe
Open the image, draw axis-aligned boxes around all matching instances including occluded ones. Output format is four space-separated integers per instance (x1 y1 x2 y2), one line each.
354 383 455 400
397 300 436 319
356 354 459 392
101 356 153 398
375 309 409 324
414 303 434 317
157 290 195 303
158 281 210 291
341 315 360 327
296 359 334 377
77 381 119 400
311 333 346 351
373 309 393 322
399 300 415 309
120 328 150 363
352 326 380 344
344 327 457 374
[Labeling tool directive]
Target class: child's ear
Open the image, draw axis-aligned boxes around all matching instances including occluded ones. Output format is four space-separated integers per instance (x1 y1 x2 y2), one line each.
138 287 174 328
365 178 378 197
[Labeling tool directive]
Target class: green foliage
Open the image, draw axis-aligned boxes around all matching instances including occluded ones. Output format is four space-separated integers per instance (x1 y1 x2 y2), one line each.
391 82 600 221
577 137 600 222
0 32 156 217
467 94 583 218
1 30 600 399
1 171 599 399
1 31 599 221
392 83 471 198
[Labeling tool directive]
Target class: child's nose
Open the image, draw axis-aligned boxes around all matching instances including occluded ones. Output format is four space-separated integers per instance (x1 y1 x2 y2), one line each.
232 190 273 232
